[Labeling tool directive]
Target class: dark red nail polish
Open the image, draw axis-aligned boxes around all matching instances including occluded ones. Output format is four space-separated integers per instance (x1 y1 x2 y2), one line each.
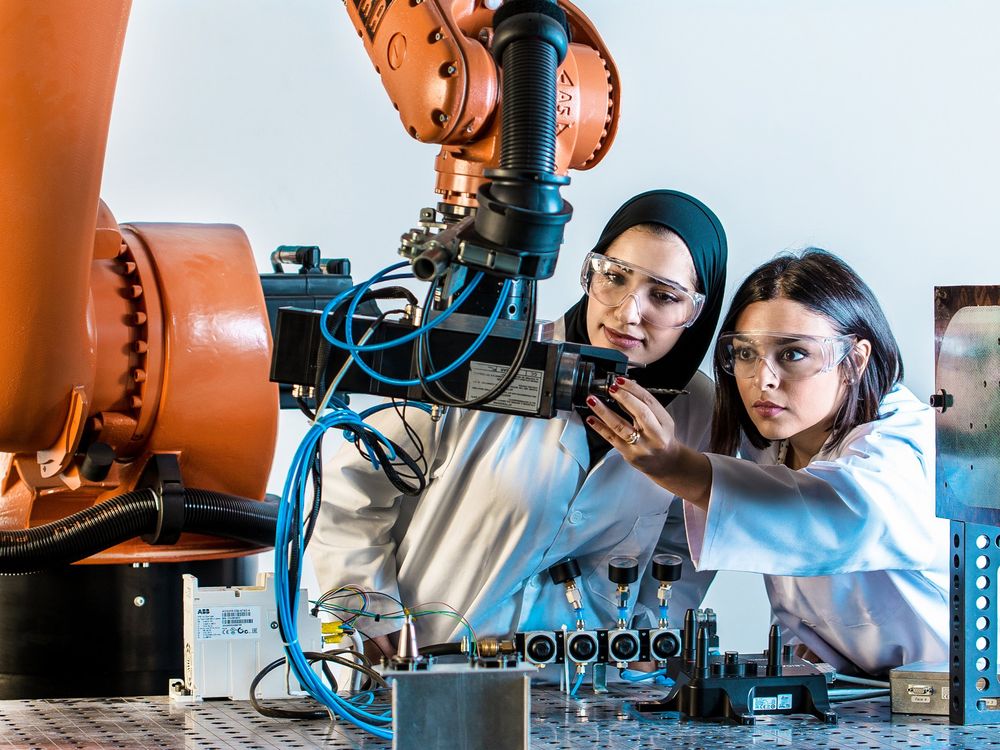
586 396 597 407
615 376 626 386
608 384 619 394
586 417 596 426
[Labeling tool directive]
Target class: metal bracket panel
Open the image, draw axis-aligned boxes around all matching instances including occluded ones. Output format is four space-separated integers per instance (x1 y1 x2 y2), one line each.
934 286 1000 723
950 521 1000 723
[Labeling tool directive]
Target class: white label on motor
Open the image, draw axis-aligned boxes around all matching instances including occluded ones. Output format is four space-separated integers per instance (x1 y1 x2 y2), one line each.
195 606 262 640
911 696 932 704
752 694 793 711
466 361 543 413
943 686 950 700
753 696 777 711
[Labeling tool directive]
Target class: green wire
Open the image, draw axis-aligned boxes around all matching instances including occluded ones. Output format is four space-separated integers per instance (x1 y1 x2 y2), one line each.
313 602 477 655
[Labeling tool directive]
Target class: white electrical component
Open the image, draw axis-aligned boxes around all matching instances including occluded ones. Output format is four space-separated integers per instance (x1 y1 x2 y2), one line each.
171 572 323 701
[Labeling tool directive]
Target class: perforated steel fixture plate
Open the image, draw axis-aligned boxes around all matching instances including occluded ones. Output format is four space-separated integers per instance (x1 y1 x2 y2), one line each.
934 289 1000 523
3 688 1000 749
934 286 1000 724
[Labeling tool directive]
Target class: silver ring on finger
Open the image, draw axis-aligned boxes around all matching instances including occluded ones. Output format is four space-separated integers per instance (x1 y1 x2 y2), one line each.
624 429 641 446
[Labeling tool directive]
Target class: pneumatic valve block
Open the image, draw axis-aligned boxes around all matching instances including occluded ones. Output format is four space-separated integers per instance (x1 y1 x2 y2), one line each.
515 626 682 668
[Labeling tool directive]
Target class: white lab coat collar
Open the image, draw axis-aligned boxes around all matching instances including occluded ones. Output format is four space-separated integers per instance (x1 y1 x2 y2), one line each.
546 317 594 471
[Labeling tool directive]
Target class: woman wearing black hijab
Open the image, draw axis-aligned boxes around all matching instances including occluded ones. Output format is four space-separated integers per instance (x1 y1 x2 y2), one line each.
311 190 728 659
561 189 727 467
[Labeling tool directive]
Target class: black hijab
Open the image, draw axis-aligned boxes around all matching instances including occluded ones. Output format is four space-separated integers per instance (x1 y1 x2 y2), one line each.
563 189 728 464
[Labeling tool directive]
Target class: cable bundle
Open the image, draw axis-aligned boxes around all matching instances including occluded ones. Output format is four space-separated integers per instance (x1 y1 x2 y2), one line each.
275 406 398 739
273 260 529 738
318 260 536 410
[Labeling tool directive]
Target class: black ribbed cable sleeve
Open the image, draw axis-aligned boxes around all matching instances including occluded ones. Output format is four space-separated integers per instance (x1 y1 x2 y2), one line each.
0 488 278 575
0 489 159 575
182 489 278 547
500 39 558 174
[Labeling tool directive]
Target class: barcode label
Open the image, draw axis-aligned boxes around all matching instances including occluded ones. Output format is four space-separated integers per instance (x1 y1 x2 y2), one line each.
752 693 793 711
195 606 262 640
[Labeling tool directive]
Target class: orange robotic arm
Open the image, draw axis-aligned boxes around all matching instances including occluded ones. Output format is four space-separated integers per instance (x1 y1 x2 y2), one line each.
0 0 617 565
342 0 620 208
0 0 621 699
0 0 277 563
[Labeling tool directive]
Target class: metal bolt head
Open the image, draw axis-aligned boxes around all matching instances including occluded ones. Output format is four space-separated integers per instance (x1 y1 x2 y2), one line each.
930 390 955 412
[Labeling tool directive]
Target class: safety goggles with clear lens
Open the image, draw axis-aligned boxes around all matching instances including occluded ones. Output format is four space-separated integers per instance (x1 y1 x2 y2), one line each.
717 331 857 381
579 252 704 329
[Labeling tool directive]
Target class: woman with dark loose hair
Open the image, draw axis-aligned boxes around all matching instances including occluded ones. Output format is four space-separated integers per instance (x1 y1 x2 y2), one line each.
587 249 948 676
711 249 902 458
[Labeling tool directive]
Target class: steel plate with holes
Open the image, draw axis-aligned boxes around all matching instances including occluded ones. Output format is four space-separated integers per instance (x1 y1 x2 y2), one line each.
2 687 1000 749
935 289 1000 523
934 286 1000 724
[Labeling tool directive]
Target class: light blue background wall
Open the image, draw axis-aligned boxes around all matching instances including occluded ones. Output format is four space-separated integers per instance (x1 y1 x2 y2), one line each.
101 1 1000 652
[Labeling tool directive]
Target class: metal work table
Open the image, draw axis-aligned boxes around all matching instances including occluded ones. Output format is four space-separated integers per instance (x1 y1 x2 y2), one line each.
0 686 995 749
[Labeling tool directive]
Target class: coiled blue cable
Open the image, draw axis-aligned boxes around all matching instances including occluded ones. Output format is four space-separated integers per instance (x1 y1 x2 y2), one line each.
620 669 670 685
358 401 434 420
344 277 511 388
320 262 481 353
318 261 512 388
275 408 398 739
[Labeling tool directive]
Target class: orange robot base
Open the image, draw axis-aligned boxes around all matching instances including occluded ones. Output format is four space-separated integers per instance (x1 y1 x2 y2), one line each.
0 204 279 564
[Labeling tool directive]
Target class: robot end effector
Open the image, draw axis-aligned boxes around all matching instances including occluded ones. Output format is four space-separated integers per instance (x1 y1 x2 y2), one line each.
345 0 620 283
276 1 628 417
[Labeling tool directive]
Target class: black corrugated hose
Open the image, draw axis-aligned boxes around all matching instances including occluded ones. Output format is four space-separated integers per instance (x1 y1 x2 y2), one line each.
0 488 277 575
499 32 559 175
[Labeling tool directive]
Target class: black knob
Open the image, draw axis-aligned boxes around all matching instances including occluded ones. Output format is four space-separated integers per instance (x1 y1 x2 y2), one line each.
744 661 759 677
325 258 351 276
526 634 555 663
80 442 115 482
547 557 581 585
651 553 683 582
695 626 709 672
609 632 639 662
724 651 740 676
682 609 697 660
608 556 639 585
767 624 783 676
567 633 597 662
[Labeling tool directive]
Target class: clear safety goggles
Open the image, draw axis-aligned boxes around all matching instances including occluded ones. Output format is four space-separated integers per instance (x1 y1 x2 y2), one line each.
717 331 857 381
579 252 704 329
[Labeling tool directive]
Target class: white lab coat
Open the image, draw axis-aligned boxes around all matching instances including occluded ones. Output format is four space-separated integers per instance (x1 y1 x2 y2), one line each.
311 368 717 647
683 384 949 675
